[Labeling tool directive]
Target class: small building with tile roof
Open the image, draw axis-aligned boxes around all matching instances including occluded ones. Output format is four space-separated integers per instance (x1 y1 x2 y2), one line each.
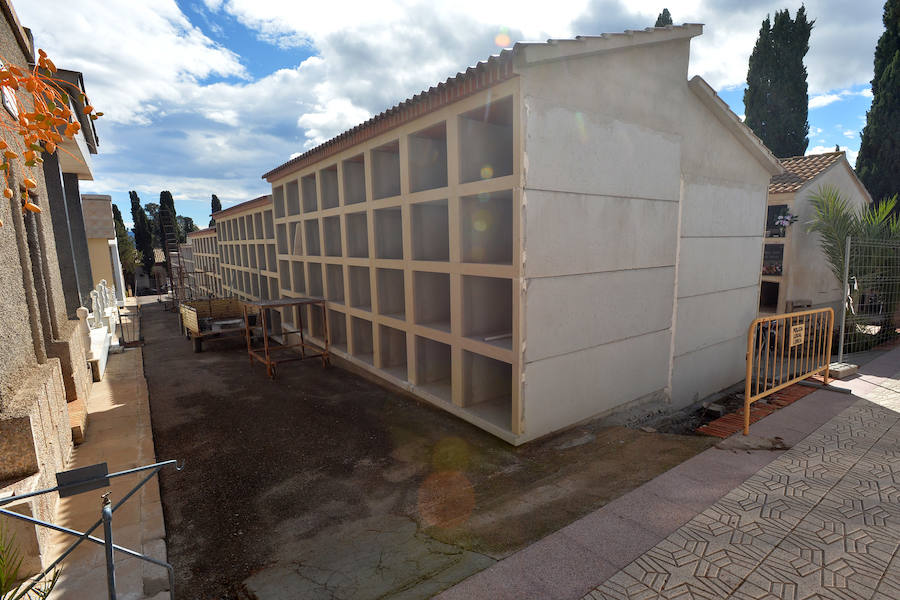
760 151 872 315
258 24 785 443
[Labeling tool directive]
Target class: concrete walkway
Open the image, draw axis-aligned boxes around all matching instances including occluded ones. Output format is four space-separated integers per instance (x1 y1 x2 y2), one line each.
49 300 170 600
440 347 900 599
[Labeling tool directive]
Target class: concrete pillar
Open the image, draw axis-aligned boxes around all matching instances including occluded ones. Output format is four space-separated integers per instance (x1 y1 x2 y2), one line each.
109 238 126 305
62 173 92 306
42 153 81 318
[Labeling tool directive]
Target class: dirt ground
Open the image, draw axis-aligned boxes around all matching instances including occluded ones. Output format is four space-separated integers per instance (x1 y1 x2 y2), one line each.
141 301 715 599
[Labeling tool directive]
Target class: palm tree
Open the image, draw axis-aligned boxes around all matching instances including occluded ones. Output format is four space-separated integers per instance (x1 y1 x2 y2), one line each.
807 184 900 350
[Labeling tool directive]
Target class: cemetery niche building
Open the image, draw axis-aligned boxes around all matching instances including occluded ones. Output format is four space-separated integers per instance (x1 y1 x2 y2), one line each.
760 151 871 315
251 24 783 445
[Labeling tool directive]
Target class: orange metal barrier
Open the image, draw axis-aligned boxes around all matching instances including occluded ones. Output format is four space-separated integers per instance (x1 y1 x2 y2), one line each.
744 308 834 435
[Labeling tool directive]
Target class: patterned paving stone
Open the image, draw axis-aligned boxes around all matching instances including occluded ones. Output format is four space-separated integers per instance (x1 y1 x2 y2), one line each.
587 379 900 600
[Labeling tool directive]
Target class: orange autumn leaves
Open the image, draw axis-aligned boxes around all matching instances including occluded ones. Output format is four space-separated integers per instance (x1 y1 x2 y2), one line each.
0 48 102 227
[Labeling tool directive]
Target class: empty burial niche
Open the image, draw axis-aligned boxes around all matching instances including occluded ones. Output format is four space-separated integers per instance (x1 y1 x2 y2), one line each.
372 140 401 200
254 213 263 238
279 260 290 290
462 351 512 430
266 245 277 272
239 245 247 267
343 154 366 205
304 219 321 256
256 244 266 270
239 217 247 240
320 165 339 209
461 190 513 264
290 222 303 256
462 275 512 349
346 211 369 258
348 266 371 311
409 122 448 193
377 268 405 320
286 180 300 216
326 264 345 304
264 210 274 239
351 317 374 364
411 199 449 261
258 274 267 298
276 223 288 254
307 305 325 339
759 280 779 313
374 207 403 259
328 309 348 352
282 304 295 330
414 271 451 332
415 336 451 403
459 95 514 184
246 215 255 240
308 262 324 297
379 325 408 381
273 185 286 218
251 273 260 298
269 278 279 302
248 243 257 268
301 173 318 213
323 216 342 257
292 261 306 294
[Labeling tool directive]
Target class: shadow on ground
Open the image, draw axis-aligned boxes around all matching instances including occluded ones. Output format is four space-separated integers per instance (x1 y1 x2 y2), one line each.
141 302 714 599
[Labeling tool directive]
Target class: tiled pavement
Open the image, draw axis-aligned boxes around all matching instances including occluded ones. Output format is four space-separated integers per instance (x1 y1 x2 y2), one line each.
587 392 900 599
440 347 900 600
49 300 169 600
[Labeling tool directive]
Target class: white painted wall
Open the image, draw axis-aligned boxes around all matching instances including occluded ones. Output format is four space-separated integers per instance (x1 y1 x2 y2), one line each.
784 160 870 312
518 35 776 437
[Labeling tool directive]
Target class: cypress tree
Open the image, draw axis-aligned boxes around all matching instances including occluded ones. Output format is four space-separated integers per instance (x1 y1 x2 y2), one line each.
129 190 155 273
210 194 221 227
159 190 182 244
857 0 900 204
112 204 137 290
655 9 673 27
743 7 814 158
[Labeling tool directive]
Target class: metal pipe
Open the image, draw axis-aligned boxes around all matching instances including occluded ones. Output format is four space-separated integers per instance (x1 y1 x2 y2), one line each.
838 235 851 364
0 460 178 508
102 493 117 599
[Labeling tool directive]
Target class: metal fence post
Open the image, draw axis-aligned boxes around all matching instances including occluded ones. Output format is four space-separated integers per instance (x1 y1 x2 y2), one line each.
102 492 117 599
838 235 851 364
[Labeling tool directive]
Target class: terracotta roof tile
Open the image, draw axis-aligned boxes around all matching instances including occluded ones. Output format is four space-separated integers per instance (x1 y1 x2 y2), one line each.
769 152 844 194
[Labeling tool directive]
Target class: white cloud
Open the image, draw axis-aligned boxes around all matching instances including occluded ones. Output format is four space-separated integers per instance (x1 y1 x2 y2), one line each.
18 1 247 125
843 129 855 139
809 94 842 109
14 0 886 225
809 144 857 165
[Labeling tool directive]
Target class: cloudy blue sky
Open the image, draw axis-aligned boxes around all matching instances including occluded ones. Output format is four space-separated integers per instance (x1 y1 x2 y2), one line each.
16 0 886 229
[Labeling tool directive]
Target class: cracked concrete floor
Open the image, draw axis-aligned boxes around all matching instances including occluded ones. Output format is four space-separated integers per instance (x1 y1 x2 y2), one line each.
140 302 714 599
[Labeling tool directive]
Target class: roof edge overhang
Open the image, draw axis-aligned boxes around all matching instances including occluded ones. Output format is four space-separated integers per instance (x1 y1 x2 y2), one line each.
261 24 706 184
188 227 216 238
0 0 33 63
211 195 271 219
688 76 783 176
512 23 703 68
792 155 875 204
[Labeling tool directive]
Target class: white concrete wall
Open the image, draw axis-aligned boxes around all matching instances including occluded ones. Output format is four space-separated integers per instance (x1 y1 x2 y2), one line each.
784 161 869 312
519 36 775 436
671 176 768 407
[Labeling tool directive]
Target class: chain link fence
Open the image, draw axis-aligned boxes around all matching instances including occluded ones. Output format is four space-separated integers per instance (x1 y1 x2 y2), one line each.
838 237 900 362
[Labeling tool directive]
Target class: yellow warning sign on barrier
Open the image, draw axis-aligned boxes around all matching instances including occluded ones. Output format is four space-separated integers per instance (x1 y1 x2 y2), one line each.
790 324 805 347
